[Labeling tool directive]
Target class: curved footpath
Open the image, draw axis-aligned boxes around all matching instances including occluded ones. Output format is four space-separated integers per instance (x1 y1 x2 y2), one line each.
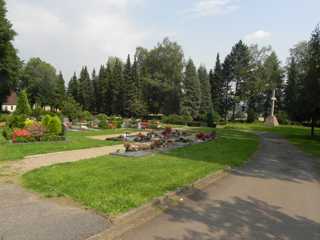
1 132 319 240
119 132 320 240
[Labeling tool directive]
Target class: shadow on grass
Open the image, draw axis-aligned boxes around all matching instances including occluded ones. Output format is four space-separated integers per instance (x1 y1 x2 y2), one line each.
154 196 320 240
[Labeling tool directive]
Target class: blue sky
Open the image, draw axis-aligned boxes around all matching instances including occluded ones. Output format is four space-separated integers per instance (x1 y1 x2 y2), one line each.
7 0 320 80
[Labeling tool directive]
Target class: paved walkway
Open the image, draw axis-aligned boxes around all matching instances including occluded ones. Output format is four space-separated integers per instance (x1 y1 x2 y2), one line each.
120 132 320 240
0 183 108 240
8 144 124 174
0 143 125 240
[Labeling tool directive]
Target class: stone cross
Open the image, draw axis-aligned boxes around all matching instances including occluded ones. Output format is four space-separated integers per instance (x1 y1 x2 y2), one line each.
271 89 276 117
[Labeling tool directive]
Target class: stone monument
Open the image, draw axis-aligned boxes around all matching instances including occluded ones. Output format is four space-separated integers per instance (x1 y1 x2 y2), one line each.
265 89 279 127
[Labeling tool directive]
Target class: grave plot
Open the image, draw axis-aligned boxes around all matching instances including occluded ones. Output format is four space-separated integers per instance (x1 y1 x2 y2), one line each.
111 127 217 157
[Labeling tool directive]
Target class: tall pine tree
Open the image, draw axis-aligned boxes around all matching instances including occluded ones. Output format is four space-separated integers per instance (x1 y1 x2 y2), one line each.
210 54 224 115
68 73 79 103
180 59 201 119
302 25 320 136
123 55 138 117
78 66 94 111
54 71 65 109
198 65 212 115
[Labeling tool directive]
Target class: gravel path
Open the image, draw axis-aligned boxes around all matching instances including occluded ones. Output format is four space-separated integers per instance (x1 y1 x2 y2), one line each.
120 132 320 240
8 144 124 174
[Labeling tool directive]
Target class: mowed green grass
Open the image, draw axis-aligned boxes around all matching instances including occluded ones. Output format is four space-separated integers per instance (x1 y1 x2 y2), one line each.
0 129 133 162
226 123 320 158
23 129 258 216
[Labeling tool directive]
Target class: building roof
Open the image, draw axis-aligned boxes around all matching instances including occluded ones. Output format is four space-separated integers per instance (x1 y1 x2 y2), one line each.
4 91 17 105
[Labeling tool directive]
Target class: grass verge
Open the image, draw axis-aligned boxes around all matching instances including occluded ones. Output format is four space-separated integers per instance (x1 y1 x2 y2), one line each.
22 128 258 216
226 123 320 158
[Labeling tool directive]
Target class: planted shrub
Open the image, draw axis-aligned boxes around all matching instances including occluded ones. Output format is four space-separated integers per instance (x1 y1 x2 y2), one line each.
247 109 258 123
41 115 52 128
97 114 108 129
2 127 13 140
47 116 62 135
162 115 193 125
7 115 26 129
207 112 216 128
277 111 289 125
25 122 46 140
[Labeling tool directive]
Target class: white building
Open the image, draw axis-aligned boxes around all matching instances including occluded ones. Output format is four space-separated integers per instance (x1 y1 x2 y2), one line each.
1 91 17 113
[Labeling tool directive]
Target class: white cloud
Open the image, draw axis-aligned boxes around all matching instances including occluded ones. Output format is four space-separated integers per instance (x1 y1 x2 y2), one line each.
182 0 239 18
244 30 272 42
7 0 148 80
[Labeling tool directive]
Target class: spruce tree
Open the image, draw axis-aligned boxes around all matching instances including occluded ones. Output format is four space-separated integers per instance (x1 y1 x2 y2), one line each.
303 25 320 136
198 65 213 115
229 40 252 120
15 89 32 115
68 73 79 103
284 58 300 121
0 0 21 106
78 66 94 111
210 54 224 115
180 59 201 119
123 55 137 117
55 71 66 109
91 69 99 113
97 65 108 114
221 54 234 121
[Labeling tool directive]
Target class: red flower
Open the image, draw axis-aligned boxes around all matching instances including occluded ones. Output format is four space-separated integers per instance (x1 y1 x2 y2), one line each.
12 129 31 143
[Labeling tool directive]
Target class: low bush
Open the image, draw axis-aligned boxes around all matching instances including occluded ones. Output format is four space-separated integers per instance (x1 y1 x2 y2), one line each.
47 116 62 135
2 127 13 140
187 121 202 127
247 109 258 123
277 111 290 125
97 114 108 129
6 115 26 129
0 114 10 123
162 115 193 125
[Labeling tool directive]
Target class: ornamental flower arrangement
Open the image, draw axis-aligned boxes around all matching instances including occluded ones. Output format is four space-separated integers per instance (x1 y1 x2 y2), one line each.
12 129 32 143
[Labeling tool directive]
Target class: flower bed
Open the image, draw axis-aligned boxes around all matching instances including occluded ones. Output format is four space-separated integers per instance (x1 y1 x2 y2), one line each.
3 114 65 144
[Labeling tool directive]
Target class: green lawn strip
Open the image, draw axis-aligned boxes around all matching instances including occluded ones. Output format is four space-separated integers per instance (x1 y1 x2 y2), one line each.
226 123 320 158
0 128 135 162
22 129 258 216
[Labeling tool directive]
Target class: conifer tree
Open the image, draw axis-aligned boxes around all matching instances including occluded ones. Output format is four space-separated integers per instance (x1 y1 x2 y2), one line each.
302 25 320 136
0 0 21 106
210 54 224 115
55 71 66 109
91 69 99 113
284 58 300 121
68 73 79 103
229 40 251 120
78 66 94 111
15 89 32 115
198 65 213 115
221 54 234 121
123 55 137 117
97 65 108 113
180 59 201 119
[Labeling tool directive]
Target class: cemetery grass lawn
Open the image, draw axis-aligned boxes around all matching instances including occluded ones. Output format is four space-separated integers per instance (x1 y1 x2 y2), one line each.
226 123 320 158
22 128 259 216
0 129 134 162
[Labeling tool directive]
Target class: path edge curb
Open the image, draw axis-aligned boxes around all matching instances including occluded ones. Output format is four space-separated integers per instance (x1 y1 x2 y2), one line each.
86 168 231 240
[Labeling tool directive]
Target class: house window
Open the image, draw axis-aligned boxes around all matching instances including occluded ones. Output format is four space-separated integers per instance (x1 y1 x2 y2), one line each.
11 106 14 111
